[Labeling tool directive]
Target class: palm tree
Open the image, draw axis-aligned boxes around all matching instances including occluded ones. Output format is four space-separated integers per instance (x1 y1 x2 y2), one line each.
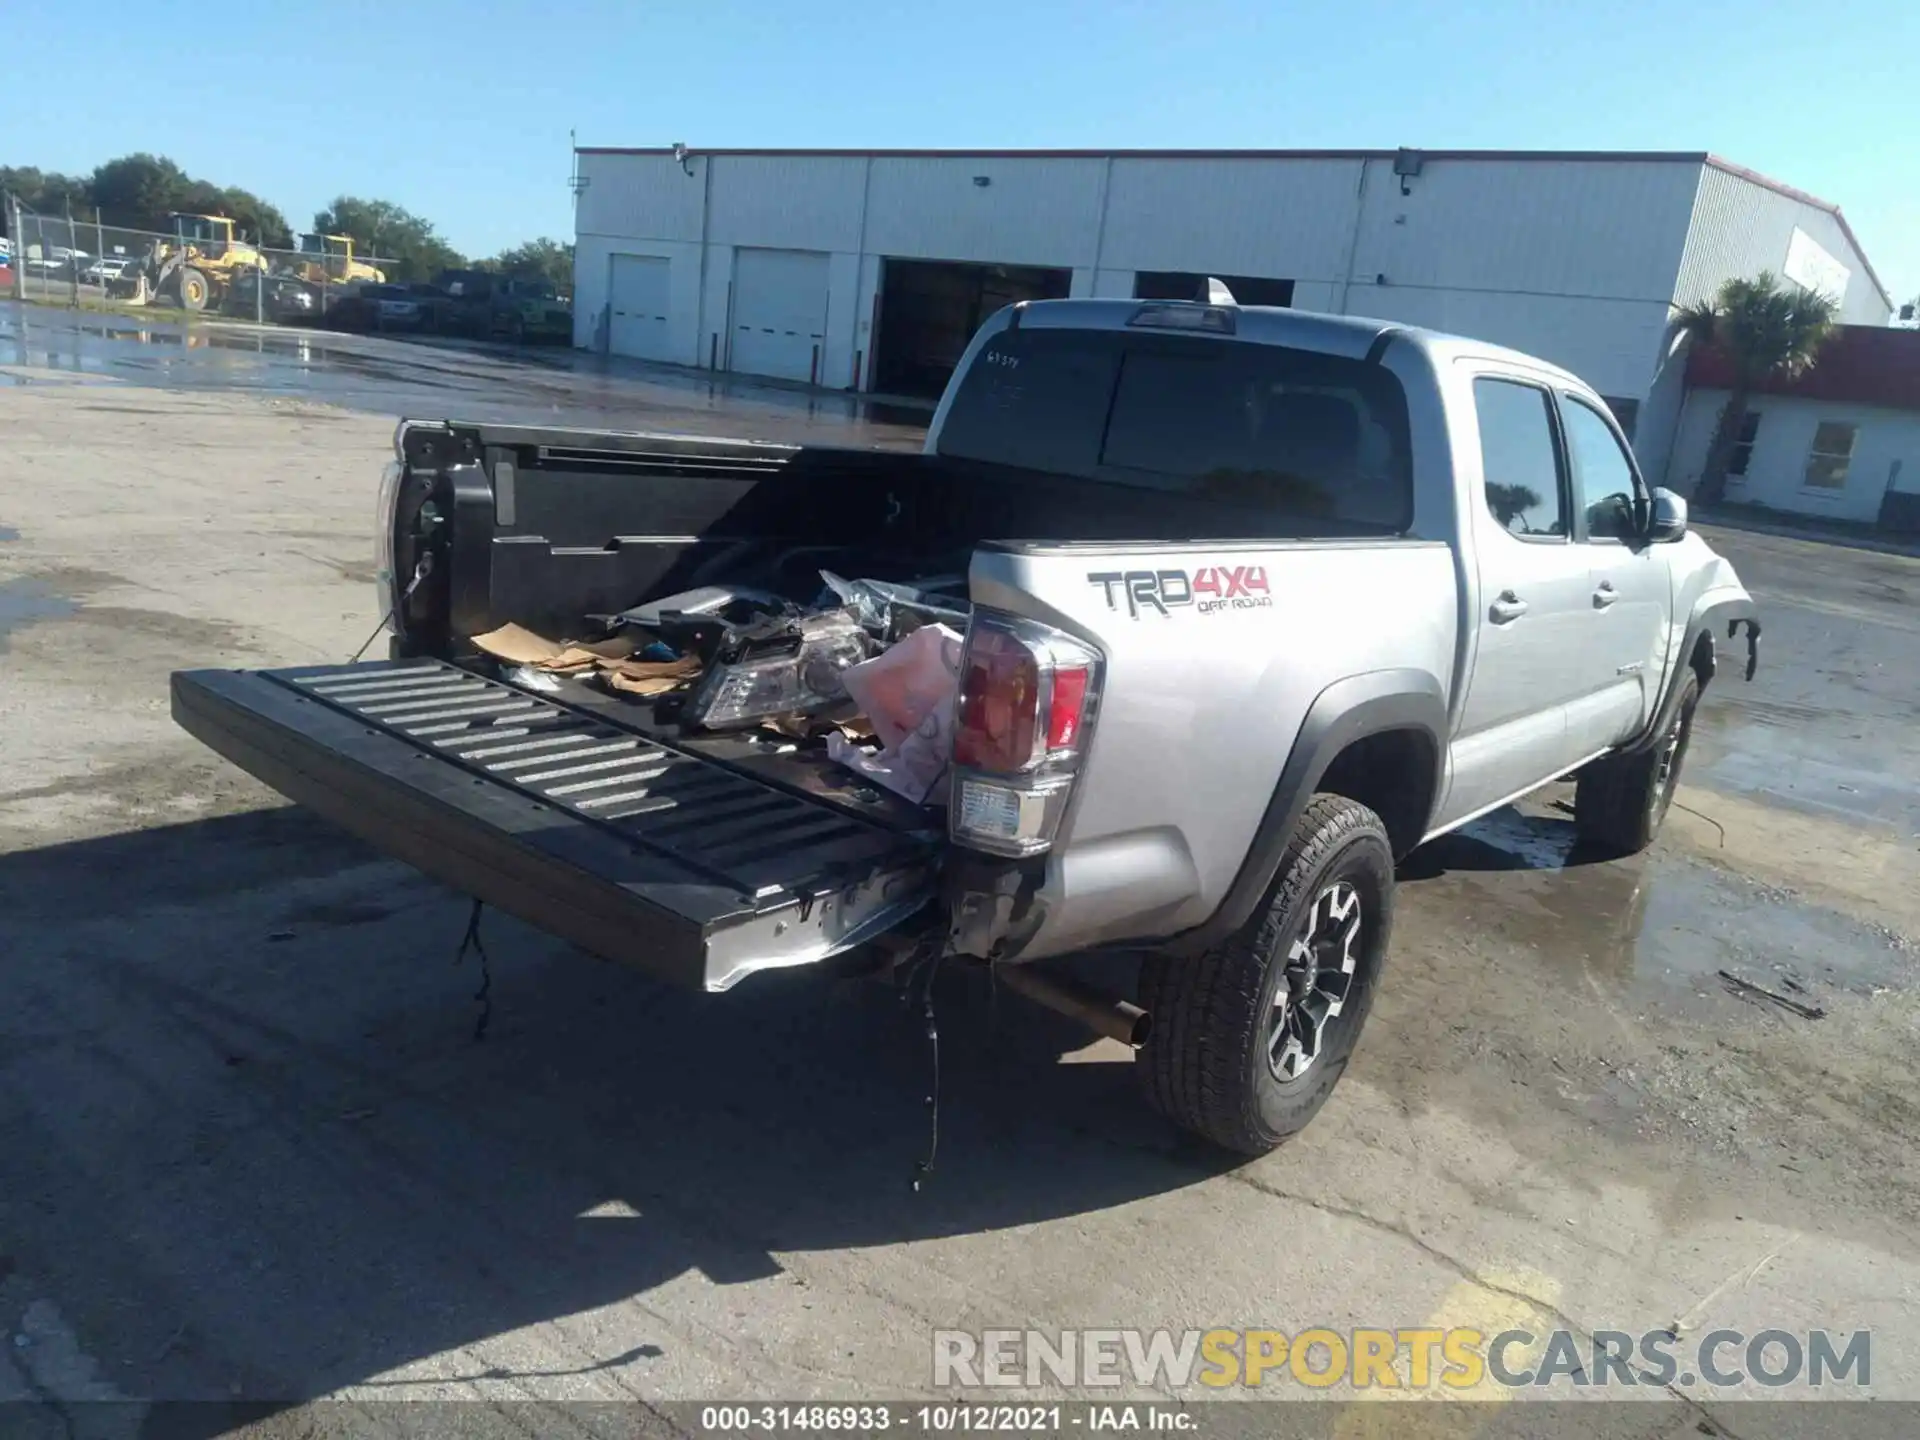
1674 271 1838 507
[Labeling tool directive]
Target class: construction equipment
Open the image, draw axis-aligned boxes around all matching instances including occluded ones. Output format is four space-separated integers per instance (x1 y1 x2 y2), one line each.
284 233 386 288
117 214 268 311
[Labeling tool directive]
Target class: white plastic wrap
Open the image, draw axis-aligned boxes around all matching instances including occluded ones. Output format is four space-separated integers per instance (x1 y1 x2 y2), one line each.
828 623 965 805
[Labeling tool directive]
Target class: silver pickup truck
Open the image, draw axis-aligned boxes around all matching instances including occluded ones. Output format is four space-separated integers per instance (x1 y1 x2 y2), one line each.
173 296 1758 1155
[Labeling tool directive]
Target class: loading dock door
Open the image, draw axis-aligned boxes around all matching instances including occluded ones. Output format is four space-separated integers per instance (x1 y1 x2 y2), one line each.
1134 271 1295 307
873 260 1072 399
729 248 830 384
608 254 673 362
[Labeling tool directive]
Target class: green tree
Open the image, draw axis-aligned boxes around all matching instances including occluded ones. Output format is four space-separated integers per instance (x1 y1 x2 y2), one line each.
86 153 190 228
0 165 90 221
313 196 463 282
1675 271 1838 507
483 237 574 292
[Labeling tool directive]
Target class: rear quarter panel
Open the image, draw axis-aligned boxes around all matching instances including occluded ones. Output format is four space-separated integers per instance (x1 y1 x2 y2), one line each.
969 540 1459 955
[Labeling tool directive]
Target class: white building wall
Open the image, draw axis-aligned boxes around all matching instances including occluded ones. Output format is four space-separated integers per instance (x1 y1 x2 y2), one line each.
1675 165 1891 325
573 151 714 363
1340 283 1674 402
862 156 1107 267
1348 156 1699 301
706 154 867 252
571 233 706 360
569 149 1887 415
1669 389 1920 523
1098 157 1361 278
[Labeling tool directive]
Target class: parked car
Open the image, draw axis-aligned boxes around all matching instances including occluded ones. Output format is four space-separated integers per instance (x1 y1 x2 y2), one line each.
425 269 572 342
487 277 573 344
81 256 135 286
171 295 1760 1157
323 282 426 333
25 246 87 275
224 268 317 322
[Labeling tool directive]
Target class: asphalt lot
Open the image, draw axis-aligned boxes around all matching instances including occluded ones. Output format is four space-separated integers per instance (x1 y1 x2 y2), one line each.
1 299 1917 1436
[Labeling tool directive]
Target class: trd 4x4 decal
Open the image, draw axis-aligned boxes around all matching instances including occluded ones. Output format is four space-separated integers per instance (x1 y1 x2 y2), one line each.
1089 565 1273 619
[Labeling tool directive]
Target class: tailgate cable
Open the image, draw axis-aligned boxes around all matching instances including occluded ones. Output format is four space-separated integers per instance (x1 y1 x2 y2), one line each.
903 939 946 1193
348 554 434 664
452 899 494 1042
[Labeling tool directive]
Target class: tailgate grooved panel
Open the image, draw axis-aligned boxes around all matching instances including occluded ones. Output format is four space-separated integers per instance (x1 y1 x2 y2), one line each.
275 660 914 898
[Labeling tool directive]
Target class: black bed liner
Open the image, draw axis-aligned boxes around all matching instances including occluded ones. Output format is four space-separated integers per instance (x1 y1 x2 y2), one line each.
171 659 938 991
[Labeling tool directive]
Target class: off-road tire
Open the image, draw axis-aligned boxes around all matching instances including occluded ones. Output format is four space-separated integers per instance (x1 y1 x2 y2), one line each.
1575 671 1702 856
1136 793 1395 1156
178 267 210 312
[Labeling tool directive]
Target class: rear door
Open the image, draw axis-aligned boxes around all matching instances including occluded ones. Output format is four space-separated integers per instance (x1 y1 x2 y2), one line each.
1559 392 1667 751
1440 373 1594 825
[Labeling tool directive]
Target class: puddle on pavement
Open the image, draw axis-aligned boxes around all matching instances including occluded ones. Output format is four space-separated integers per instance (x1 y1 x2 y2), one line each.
0 577 80 649
0 526 19 541
1693 703 1920 832
1407 798 1916 1009
4 300 934 442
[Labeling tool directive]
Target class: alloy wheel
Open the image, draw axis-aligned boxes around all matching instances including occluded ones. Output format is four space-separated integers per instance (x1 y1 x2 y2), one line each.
1268 881 1363 1081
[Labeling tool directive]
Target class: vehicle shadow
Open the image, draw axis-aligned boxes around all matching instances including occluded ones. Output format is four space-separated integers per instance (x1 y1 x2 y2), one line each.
0 808 1225 1424
1396 798 1614 880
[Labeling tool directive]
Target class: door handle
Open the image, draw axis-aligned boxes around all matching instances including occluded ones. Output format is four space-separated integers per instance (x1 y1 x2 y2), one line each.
1592 582 1619 609
1489 592 1529 623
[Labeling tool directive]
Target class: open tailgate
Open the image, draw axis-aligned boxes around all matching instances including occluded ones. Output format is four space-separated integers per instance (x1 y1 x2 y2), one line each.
171 660 937 991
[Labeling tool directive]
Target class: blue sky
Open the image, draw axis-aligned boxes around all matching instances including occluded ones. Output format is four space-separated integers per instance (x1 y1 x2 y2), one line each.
5 0 1915 304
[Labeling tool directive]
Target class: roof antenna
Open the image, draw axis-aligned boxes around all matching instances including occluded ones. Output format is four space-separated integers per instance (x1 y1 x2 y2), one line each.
1203 276 1237 305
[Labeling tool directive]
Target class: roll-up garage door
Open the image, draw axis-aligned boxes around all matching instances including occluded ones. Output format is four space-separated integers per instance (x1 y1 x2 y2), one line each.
729 248 830 384
608 254 673 362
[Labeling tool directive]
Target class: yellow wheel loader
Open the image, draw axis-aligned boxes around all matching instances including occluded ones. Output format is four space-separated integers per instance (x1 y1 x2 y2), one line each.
121 214 268 311
284 233 386 288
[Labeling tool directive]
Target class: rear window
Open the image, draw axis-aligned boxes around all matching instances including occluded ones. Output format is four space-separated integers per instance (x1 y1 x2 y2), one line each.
936 325 1413 534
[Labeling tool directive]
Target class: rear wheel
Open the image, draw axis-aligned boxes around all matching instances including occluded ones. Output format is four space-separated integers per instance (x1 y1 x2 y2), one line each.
1575 671 1702 855
1136 794 1394 1156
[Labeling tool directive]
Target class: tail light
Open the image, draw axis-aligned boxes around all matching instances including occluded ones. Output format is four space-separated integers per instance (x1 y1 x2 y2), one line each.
949 613 1101 858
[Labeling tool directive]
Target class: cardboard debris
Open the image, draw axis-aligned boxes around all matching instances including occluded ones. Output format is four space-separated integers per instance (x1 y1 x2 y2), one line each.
760 712 877 741
472 623 701 690
600 654 701 683
469 623 566 666
602 660 702 697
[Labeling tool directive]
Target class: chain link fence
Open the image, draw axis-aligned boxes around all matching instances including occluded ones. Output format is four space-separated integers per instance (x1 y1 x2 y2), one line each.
4 196 575 347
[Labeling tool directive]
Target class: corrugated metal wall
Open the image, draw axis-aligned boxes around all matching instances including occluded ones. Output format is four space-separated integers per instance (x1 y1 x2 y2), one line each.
568 149 1888 415
707 154 867 253
1349 157 1697 300
576 151 705 242
1099 157 1360 277
861 156 1108 266
1675 165 1890 325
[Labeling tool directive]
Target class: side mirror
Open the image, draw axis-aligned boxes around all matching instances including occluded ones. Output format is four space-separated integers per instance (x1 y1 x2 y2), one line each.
1646 488 1688 543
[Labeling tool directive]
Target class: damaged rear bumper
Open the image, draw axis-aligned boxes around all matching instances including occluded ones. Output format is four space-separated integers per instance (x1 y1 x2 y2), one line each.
172 661 938 991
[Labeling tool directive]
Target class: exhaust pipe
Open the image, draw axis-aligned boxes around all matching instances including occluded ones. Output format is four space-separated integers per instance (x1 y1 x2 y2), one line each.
997 966 1151 1048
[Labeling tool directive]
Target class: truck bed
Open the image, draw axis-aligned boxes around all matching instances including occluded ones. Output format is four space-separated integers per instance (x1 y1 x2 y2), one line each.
172 659 939 991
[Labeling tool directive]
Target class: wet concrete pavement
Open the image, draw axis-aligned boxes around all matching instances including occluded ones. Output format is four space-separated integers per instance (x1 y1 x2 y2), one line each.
0 300 931 448
0 322 1917 1426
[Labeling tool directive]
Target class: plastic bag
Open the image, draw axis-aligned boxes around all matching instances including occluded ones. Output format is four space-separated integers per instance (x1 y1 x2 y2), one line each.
819 571 970 642
840 622 964 751
826 623 965 805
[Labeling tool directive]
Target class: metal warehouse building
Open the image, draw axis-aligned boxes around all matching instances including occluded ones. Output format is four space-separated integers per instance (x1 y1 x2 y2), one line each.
569 146 1890 481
